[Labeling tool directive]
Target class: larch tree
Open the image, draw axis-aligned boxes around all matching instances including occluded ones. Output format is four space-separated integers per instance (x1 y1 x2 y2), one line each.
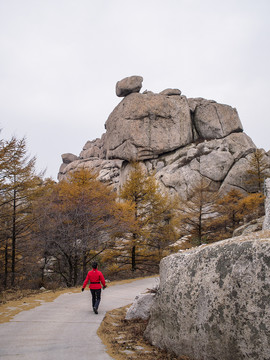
245 149 270 193
211 189 265 240
0 135 43 288
177 178 218 245
112 162 179 273
33 168 133 287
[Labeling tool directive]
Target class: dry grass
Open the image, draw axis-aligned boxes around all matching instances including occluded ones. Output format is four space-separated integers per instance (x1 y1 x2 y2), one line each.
97 305 191 360
0 287 81 324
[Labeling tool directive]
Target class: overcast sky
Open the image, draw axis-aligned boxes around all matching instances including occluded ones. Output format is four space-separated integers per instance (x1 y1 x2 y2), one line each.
0 0 269 180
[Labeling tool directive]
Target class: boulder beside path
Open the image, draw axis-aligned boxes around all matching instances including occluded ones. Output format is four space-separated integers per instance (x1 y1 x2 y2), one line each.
144 233 270 360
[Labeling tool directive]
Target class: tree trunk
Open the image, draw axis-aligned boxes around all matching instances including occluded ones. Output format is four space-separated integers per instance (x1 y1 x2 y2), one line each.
68 259 73 287
132 245 136 271
11 189 16 286
74 253 78 286
4 239 8 289
83 255 87 280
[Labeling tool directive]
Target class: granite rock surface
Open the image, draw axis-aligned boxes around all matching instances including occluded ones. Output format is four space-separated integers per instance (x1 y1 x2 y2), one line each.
144 232 270 360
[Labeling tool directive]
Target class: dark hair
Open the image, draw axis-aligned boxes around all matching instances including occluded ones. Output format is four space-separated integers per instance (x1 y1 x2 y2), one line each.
92 261 98 269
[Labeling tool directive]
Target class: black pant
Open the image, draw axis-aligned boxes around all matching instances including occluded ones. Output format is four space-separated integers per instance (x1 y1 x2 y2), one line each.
90 289 101 310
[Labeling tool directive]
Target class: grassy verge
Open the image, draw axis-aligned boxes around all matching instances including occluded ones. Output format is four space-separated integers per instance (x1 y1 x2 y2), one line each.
97 305 190 360
0 287 81 323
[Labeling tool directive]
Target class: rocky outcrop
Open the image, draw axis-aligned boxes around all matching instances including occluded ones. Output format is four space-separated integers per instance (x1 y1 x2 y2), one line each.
144 232 270 360
58 76 270 198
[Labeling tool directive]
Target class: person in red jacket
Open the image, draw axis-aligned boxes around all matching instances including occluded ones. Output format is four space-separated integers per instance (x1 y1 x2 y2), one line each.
81 262 106 314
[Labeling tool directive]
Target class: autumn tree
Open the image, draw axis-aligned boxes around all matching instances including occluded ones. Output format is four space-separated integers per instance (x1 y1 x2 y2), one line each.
107 162 179 273
0 135 43 288
177 178 218 245
33 168 132 287
210 189 246 240
245 149 270 193
210 189 265 240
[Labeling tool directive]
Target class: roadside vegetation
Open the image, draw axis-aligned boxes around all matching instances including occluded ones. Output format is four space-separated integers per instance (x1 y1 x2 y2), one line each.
98 305 190 360
0 133 268 294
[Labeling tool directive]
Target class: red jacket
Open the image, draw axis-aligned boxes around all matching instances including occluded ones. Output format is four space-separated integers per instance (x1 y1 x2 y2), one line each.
82 269 106 290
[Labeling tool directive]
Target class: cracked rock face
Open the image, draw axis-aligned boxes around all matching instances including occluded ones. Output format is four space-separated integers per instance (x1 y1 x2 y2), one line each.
144 233 270 360
105 92 193 161
190 98 243 139
58 76 270 198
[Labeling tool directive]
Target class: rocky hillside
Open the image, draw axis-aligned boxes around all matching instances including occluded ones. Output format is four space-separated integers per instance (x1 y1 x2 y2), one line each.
58 76 270 198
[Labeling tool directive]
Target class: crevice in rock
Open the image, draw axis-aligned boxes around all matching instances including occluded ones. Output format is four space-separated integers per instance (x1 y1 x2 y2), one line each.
190 108 201 140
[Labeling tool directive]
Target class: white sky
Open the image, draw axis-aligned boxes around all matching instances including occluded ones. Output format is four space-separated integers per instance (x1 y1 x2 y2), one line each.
0 0 269 180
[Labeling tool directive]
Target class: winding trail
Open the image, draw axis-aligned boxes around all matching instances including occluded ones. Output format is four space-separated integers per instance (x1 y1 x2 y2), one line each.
0 277 158 360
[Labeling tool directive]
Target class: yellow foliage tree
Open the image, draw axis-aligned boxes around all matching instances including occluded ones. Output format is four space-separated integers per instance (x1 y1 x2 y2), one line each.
177 178 218 245
0 135 44 288
246 149 270 193
106 162 179 274
33 168 133 287
210 189 265 240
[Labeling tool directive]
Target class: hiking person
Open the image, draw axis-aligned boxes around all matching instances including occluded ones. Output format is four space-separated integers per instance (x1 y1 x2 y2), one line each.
81 261 106 314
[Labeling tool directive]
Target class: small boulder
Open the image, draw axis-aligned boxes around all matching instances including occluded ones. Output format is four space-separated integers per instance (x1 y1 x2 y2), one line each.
116 76 143 97
159 88 181 96
61 153 79 164
125 292 156 321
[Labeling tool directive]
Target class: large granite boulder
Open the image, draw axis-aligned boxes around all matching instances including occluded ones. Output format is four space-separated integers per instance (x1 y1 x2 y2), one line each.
189 98 243 139
144 233 270 360
105 92 193 161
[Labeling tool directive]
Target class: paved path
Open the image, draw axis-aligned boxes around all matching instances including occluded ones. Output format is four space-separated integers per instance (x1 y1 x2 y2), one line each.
0 277 158 360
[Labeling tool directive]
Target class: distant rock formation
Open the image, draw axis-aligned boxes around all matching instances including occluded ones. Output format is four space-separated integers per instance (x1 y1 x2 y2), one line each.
144 233 270 359
58 76 270 198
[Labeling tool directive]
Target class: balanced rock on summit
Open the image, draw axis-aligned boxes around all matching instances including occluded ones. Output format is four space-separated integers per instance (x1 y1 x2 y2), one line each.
115 75 143 97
